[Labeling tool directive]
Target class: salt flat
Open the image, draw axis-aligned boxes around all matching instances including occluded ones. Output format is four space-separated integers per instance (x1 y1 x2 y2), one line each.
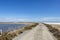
45 22 60 25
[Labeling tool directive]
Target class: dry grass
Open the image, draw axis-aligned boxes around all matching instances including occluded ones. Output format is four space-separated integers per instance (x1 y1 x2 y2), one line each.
51 24 60 31
0 23 39 40
44 23 60 40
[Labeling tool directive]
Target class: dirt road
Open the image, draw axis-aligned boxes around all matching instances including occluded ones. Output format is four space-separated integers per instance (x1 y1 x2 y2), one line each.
13 23 57 40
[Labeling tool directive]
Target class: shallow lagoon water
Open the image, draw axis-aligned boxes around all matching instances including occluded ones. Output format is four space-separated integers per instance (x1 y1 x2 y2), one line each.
0 24 26 32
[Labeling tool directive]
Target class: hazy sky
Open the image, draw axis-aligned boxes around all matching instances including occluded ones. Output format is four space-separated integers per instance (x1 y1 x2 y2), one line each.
0 0 60 22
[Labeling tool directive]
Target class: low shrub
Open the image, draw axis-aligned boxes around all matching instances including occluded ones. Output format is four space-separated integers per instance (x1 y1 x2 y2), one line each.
24 23 39 30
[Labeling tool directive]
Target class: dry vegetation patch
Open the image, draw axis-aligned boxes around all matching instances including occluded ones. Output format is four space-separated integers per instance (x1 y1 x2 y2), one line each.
44 23 60 40
0 23 39 40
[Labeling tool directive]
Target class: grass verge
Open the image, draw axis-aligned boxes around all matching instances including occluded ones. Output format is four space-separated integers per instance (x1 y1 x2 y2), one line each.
44 23 60 40
0 23 39 40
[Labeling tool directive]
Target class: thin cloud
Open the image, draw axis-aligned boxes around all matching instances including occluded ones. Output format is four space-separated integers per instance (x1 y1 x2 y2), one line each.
0 17 29 22
0 17 60 22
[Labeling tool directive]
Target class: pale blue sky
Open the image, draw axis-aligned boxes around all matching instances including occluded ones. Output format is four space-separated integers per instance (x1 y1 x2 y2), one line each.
0 0 60 22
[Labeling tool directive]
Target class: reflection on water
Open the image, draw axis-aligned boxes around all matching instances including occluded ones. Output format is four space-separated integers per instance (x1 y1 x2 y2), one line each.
0 24 26 32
